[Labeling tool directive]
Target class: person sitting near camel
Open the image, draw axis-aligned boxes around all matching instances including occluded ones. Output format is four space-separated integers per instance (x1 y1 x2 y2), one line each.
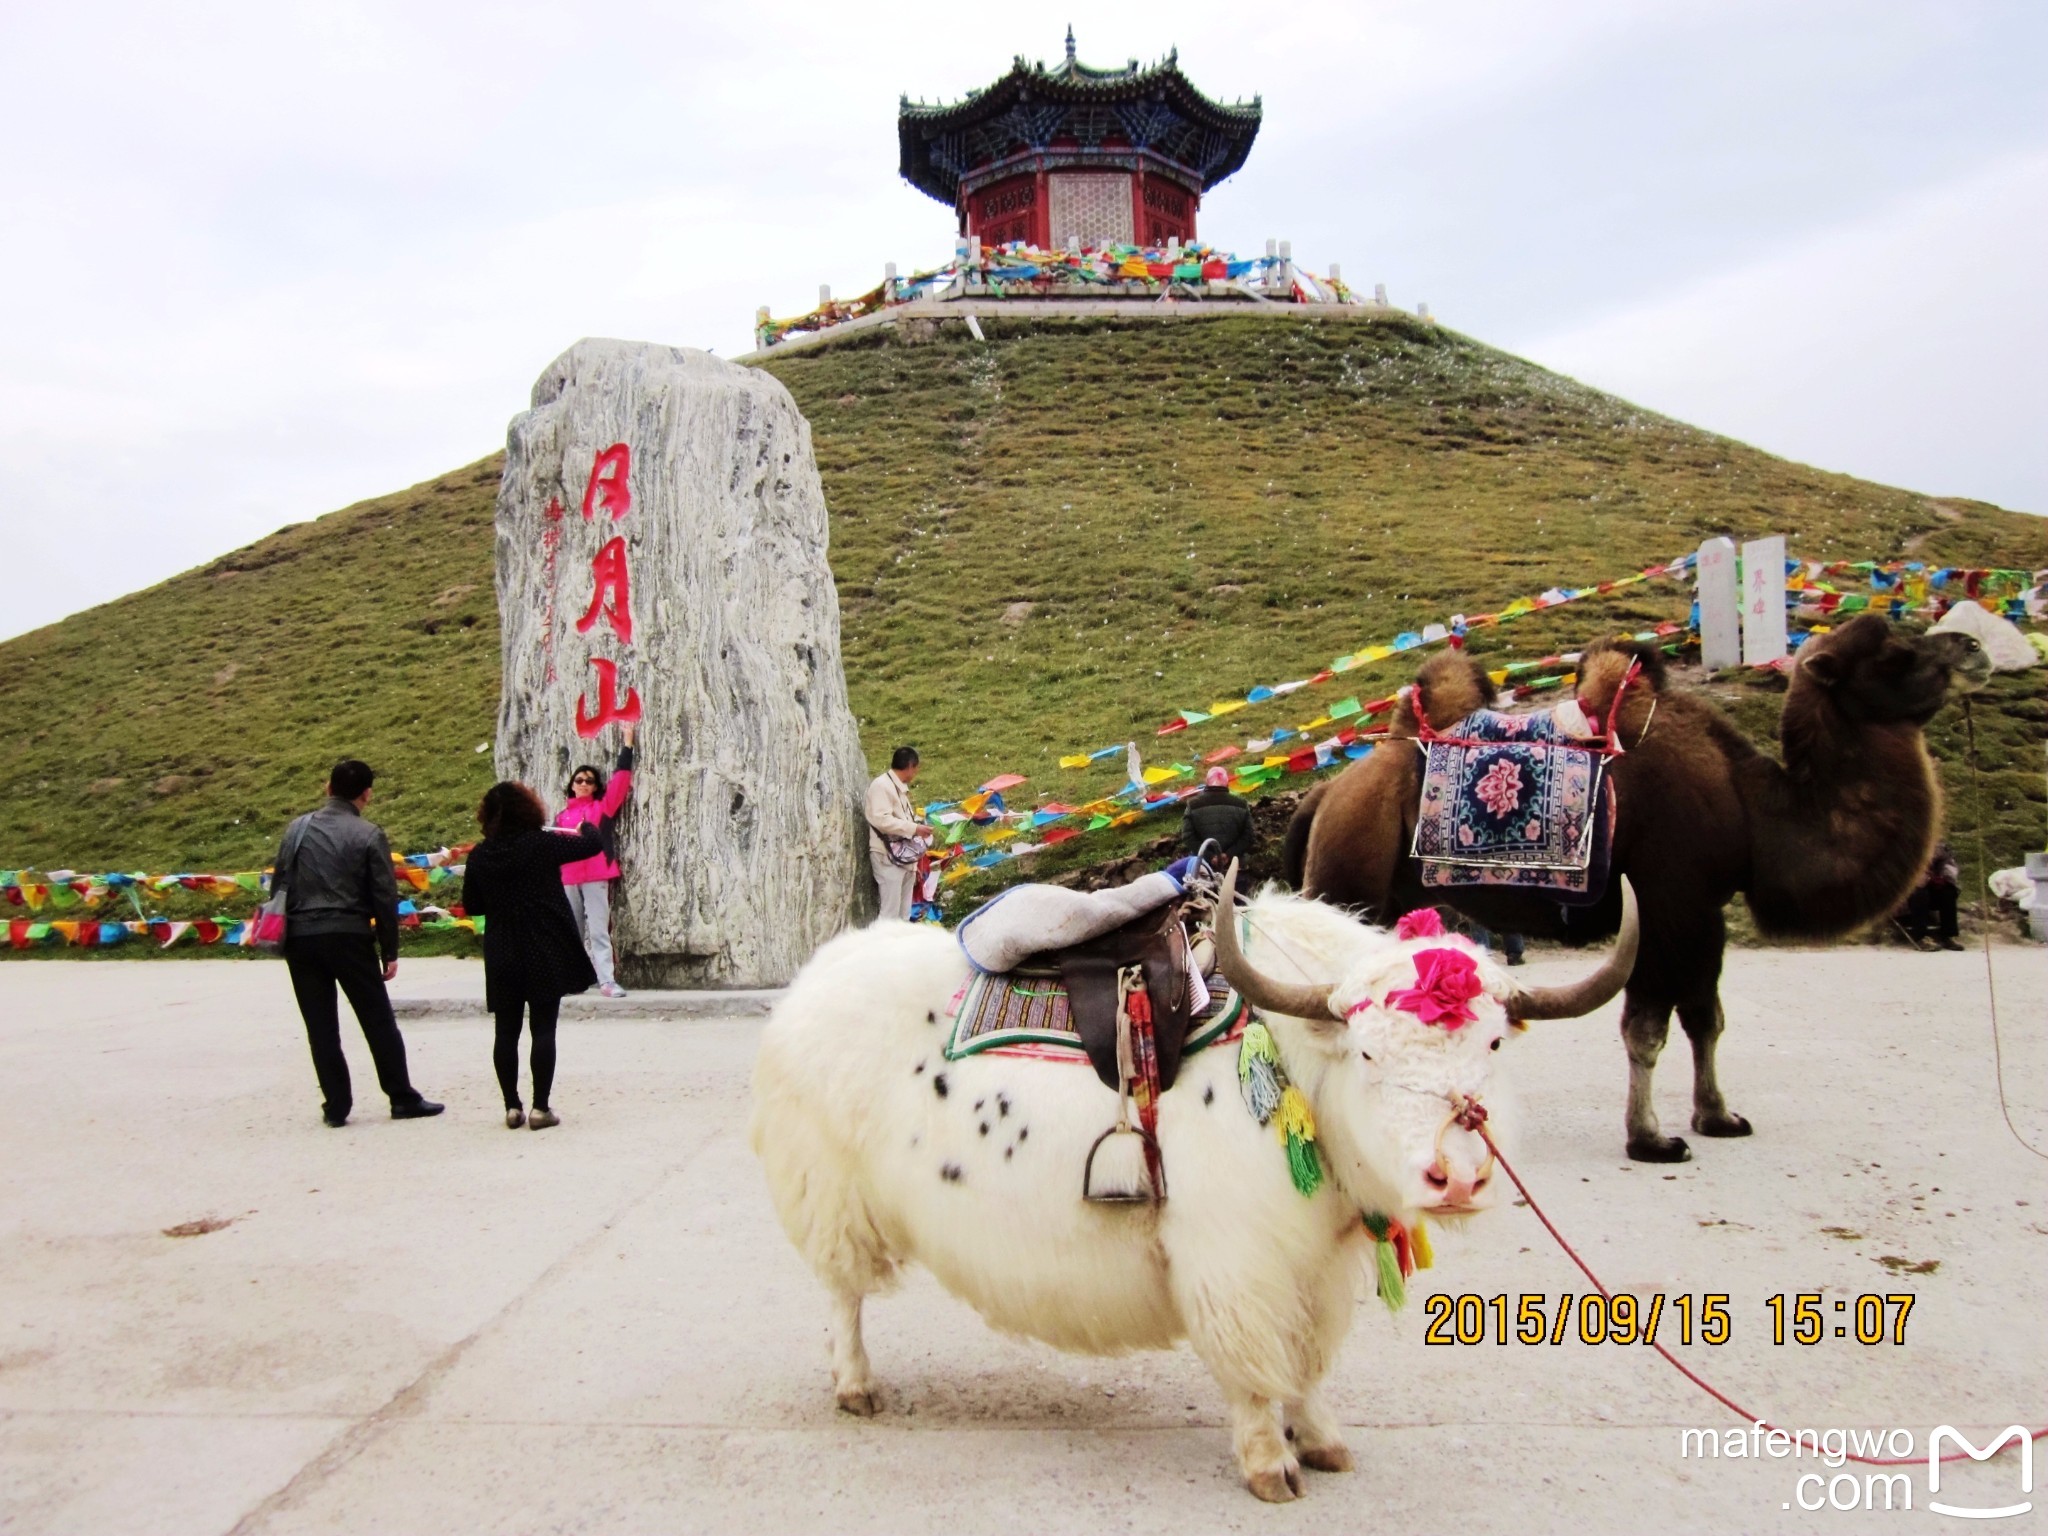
1181 767 1254 863
1898 841 1962 951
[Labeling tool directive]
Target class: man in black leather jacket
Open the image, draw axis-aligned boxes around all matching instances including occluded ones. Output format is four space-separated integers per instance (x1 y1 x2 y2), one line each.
275 759 442 1127
1181 768 1255 863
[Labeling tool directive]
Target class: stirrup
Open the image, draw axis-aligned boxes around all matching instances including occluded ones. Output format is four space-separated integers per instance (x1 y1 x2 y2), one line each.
1083 965 1166 1205
1083 1123 1162 1204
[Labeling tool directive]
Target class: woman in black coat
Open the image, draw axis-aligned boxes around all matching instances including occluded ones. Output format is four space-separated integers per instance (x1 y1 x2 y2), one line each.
463 782 601 1129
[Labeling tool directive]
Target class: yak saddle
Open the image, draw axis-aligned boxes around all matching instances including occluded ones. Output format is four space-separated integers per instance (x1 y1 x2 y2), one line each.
1031 899 1199 1205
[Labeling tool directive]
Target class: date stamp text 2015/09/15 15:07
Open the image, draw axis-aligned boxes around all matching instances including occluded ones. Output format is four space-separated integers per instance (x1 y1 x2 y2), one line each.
1421 1293 1917 1348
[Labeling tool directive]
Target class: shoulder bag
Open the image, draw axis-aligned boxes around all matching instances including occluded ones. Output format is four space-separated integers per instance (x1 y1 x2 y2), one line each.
250 815 313 953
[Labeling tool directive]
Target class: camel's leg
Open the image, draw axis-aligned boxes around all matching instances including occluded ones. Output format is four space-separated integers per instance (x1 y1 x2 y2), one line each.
829 1288 880 1416
1679 997 1753 1138
1622 993 1690 1162
1286 1385 1354 1473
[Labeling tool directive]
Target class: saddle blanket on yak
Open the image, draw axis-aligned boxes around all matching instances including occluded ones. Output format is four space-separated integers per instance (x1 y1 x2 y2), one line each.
1411 707 1613 904
944 963 1246 1064
955 872 1183 975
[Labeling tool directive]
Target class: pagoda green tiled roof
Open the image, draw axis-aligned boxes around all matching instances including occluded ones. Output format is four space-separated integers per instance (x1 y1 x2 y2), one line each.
898 41 1261 207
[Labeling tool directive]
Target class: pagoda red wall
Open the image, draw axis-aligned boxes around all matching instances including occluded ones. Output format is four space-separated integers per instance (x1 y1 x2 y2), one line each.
963 171 1047 248
961 165 1201 250
1134 171 1197 247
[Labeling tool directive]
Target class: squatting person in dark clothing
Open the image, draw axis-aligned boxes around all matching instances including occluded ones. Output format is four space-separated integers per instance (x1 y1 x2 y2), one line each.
1901 841 1963 951
462 781 603 1130
1181 767 1255 865
275 759 443 1127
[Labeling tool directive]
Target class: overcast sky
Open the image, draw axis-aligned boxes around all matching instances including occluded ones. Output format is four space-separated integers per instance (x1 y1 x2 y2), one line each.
1 1 2042 641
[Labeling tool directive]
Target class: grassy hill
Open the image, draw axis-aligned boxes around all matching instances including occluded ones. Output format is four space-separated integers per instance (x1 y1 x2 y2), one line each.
3 312 2044 934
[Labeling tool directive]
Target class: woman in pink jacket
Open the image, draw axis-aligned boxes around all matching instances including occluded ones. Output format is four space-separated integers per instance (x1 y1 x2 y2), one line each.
554 721 634 998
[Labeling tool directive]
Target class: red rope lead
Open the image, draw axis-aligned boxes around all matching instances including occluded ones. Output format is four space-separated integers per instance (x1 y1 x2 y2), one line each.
1476 1125 2047 1468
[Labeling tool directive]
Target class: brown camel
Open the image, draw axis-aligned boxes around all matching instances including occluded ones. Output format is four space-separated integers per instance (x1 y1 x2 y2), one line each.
1281 613 1992 1161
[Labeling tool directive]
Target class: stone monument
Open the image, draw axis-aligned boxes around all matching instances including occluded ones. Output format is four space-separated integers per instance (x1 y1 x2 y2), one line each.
1696 536 1740 671
1740 534 1788 667
494 339 872 988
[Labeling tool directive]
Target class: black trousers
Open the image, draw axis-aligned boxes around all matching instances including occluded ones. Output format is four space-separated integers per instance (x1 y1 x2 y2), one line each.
494 995 561 1110
1903 884 1960 943
284 932 421 1116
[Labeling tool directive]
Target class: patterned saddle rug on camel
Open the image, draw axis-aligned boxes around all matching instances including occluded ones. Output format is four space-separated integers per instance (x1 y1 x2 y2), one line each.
1409 705 1615 904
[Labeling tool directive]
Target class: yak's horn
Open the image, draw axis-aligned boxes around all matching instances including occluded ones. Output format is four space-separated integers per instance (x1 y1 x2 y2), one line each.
1213 860 1337 1021
1502 875 1640 1021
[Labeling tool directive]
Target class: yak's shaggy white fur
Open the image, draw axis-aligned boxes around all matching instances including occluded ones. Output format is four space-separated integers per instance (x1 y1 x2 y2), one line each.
750 886 1522 1502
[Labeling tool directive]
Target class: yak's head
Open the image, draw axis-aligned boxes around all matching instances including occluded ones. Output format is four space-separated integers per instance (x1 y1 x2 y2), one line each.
1214 866 1638 1221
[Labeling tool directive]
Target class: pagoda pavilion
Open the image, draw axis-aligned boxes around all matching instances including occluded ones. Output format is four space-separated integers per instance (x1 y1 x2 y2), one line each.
898 31 1261 250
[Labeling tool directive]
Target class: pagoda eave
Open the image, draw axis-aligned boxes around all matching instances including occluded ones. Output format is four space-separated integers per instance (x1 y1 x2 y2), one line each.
897 54 1260 211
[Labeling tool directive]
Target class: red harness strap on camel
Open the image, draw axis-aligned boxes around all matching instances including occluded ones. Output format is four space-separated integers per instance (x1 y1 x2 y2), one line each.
1409 657 1642 757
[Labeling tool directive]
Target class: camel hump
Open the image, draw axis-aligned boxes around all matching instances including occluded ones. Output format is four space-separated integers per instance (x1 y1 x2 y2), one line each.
1408 650 1493 733
1577 637 1668 718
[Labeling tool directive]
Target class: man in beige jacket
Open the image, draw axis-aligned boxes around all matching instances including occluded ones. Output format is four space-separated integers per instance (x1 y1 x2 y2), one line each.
864 747 932 921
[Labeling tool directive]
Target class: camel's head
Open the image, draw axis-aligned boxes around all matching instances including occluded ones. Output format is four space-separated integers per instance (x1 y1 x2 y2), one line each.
1796 613 1993 724
1214 867 1639 1220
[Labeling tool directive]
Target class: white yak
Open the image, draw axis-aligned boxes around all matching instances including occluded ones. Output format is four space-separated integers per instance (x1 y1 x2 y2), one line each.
751 866 1636 1501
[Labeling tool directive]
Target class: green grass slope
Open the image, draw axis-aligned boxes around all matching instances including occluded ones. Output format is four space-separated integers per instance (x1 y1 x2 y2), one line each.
3 313 2043 913
0 457 503 871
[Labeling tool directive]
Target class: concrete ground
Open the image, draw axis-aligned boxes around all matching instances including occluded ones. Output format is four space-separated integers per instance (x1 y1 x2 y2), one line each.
1 947 2043 1535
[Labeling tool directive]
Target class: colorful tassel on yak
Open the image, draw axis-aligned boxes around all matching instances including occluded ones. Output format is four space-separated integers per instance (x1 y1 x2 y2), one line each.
1274 1085 1324 1197
1362 1213 1428 1313
1239 1021 1321 1196
1362 1213 1406 1311
1236 1021 1284 1124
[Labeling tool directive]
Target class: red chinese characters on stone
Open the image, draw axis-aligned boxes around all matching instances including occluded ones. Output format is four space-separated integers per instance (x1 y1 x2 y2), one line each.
575 657 642 737
581 444 632 521
574 536 633 645
567 443 640 738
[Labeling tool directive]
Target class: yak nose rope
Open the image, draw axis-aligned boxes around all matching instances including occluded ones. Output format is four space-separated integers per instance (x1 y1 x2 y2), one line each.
1433 1094 1496 1190
1474 1122 2047 1468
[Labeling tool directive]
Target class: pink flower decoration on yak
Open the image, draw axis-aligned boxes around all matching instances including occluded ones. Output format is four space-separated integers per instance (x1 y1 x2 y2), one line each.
1385 946 1485 1029
1395 908 1445 940
1474 759 1524 818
